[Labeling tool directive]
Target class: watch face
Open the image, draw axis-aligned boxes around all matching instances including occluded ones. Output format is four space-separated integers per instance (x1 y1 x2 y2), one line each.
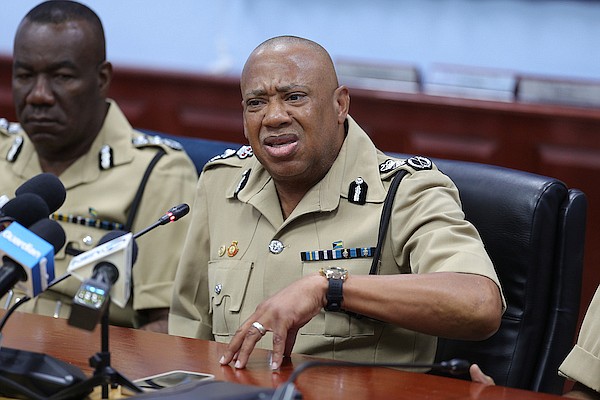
328 267 348 280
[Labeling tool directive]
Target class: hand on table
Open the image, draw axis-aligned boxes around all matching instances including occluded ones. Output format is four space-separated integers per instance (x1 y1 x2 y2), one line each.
219 274 326 370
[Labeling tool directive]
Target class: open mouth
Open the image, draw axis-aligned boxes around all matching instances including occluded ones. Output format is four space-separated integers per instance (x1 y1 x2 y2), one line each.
263 134 298 158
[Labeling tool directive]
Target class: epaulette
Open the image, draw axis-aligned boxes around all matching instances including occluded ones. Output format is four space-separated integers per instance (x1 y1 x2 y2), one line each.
0 118 21 137
207 145 254 163
378 155 432 179
132 133 184 151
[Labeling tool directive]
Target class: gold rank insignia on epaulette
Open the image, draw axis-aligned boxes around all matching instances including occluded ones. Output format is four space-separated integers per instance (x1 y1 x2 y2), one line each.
132 134 184 151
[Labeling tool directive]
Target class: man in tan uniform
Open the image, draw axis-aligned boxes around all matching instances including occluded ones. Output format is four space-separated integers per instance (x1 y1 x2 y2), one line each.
559 286 600 399
169 36 504 369
0 1 197 332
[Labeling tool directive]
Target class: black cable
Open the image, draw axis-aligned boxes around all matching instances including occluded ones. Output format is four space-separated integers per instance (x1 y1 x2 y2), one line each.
271 358 470 400
0 295 30 333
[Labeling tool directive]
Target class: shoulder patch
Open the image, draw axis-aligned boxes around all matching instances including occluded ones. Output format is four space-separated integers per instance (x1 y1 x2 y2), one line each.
132 134 184 151
406 156 432 171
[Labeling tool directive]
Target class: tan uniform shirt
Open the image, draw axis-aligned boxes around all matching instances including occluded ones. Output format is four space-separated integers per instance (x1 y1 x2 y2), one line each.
169 116 503 364
0 100 198 328
559 286 600 392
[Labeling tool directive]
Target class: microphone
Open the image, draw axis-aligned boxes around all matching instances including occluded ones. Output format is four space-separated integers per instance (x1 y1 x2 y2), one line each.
67 231 137 306
0 216 88 400
0 219 66 299
63 204 188 330
14 173 66 214
0 193 50 228
133 203 190 239
270 358 471 400
67 230 139 330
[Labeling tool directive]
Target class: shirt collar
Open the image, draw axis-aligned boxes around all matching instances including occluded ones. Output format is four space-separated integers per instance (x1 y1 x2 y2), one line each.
231 116 388 224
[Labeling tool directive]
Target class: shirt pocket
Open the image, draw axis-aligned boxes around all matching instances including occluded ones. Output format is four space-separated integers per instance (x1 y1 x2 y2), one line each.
208 259 253 336
300 258 376 338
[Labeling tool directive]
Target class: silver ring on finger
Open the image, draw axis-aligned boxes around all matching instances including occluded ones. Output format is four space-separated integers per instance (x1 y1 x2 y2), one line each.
251 321 266 336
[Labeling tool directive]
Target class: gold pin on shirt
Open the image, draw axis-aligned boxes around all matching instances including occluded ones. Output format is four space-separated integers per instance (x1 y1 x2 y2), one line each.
227 241 239 257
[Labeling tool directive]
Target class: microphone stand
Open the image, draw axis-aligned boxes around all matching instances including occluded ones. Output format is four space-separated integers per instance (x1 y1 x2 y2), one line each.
47 303 142 399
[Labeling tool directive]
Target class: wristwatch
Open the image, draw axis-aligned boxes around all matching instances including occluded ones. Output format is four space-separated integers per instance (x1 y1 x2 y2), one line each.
319 266 348 312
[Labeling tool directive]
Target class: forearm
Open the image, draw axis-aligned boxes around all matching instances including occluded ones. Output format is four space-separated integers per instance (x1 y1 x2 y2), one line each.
138 307 169 333
564 383 600 400
341 272 502 340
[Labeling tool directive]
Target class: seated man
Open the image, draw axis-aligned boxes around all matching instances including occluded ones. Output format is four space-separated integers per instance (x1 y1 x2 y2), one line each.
0 1 197 332
169 35 504 370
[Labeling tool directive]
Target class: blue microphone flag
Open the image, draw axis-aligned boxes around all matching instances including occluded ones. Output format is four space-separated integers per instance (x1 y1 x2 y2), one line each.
0 222 55 297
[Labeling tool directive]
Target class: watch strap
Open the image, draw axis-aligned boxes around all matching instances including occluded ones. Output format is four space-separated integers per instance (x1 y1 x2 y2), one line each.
325 277 343 311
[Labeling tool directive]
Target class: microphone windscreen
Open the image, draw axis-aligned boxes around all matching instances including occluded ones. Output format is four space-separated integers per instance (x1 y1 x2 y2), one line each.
98 230 139 265
15 173 66 214
28 219 66 254
1 193 50 227
170 203 190 220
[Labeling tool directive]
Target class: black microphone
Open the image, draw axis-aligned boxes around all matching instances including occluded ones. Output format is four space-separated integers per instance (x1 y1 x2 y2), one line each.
0 193 50 228
133 203 190 239
270 358 472 400
14 173 66 214
0 218 66 299
51 203 189 290
68 230 139 331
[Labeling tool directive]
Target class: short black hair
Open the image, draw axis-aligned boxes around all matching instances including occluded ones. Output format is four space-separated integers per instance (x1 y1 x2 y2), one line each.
23 0 106 59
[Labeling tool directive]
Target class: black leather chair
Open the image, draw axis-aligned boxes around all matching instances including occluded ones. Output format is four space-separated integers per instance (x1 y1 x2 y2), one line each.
413 156 587 395
142 129 587 395
138 129 243 175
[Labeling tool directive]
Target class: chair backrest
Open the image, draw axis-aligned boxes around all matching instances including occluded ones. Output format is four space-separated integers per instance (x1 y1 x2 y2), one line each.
140 129 588 394
138 129 242 175
391 154 586 394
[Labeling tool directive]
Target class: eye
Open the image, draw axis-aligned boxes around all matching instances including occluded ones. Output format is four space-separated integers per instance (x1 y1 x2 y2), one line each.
245 98 265 110
286 93 305 102
54 73 75 82
13 70 33 82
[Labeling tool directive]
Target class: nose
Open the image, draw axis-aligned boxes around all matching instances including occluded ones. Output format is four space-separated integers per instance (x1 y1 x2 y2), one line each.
26 75 55 106
262 99 291 127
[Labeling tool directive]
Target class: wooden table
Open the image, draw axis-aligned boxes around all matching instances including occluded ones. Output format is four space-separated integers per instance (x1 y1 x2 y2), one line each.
0 310 565 399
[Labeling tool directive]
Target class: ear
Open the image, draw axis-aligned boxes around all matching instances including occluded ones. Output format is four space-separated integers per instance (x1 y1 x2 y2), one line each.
241 99 249 140
333 85 350 125
97 61 113 96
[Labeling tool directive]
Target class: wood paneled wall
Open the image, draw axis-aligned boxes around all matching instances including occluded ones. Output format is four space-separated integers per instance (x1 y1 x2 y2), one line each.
1 56 599 329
